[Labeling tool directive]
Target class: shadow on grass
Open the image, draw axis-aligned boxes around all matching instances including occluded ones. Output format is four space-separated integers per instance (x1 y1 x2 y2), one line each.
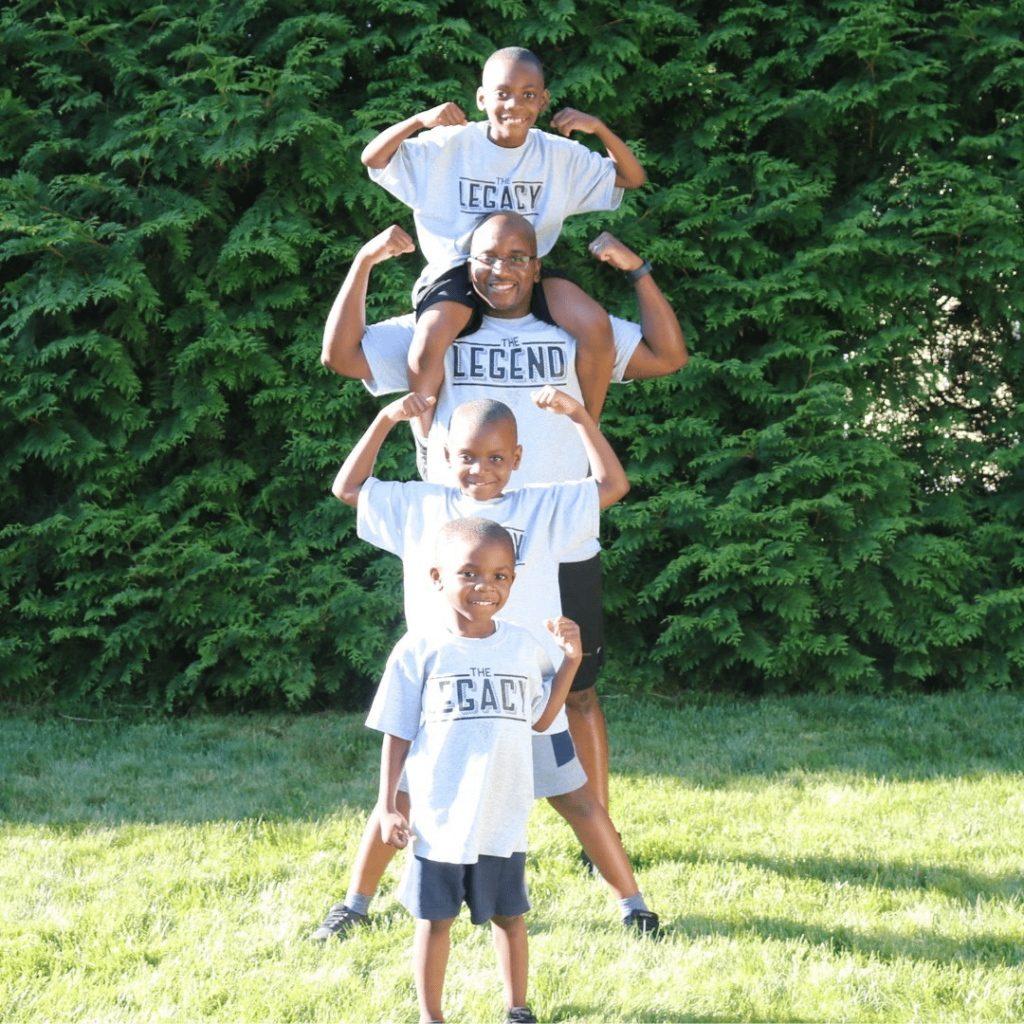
669 911 1024 969
546 1000 746 1024
735 851 1024 904
3 694 1024 826
625 844 1024 906
603 691 1024 786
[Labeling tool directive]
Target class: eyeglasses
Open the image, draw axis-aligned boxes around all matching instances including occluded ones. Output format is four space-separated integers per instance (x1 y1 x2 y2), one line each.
469 254 537 268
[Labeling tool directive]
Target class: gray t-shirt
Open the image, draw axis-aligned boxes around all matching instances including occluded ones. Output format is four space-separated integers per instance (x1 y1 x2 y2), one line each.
366 621 553 863
360 311 641 561
369 120 623 302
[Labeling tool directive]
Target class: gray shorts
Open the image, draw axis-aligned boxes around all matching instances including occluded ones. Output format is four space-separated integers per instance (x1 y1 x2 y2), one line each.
399 852 529 924
397 730 587 800
532 729 588 798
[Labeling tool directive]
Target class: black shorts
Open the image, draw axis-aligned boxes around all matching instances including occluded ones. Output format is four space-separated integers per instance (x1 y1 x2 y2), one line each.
415 263 573 337
558 554 606 692
399 852 530 925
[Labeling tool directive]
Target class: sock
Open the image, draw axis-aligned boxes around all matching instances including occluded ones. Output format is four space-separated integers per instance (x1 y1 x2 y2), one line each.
617 893 648 920
344 890 372 917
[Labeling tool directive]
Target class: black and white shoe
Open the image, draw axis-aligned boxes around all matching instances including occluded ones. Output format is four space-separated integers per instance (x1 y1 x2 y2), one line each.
506 1008 538 1023
623 908 660 937
311 902 368 941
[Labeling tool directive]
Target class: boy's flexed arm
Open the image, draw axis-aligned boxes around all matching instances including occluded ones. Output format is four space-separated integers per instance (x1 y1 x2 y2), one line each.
378 733 413 848
533 617 583 733
361 102 468 169
588 232 688 379
549 109 646 189
331 392 435 506
531 387 630 508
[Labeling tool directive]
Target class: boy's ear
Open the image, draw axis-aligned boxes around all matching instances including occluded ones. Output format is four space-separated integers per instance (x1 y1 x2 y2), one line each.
476 86 486 111
429 566 442 590
512 444 523 471
444 444 451 465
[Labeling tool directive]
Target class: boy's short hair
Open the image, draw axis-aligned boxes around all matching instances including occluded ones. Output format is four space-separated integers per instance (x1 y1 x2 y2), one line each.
483 46 544 80
435 516 515 561
448 398 518 441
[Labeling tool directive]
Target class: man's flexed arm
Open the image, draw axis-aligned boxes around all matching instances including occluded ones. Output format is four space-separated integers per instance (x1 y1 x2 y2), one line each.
588 232 688 380
321 226 416 379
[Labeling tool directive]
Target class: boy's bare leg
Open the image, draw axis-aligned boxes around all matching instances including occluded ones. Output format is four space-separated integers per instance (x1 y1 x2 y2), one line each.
565 687 610 809
542 277 615 421
491 913 529 1012
414 917 453 1024
407 301 473 436
546 782 637 901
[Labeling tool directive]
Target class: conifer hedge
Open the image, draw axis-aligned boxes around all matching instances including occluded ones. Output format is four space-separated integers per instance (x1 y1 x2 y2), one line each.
2 0 1022 709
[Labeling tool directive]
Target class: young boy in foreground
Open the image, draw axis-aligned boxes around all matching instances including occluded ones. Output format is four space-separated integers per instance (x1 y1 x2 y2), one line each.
320 390 659 941
369 516 579 1024
362 45 646 440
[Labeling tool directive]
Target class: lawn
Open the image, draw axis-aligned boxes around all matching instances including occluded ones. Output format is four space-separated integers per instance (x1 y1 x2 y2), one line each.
2 692 1022 1022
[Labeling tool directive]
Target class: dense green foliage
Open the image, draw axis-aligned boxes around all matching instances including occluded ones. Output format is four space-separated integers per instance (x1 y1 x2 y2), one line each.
2 0 1022 708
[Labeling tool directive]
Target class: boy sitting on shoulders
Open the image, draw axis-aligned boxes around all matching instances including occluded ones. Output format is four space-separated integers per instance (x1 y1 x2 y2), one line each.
362 45 646 441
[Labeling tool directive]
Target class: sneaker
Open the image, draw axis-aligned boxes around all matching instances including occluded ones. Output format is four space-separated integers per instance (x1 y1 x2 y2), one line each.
506 1008 538 1023
311 902 369 941
623 908 660 937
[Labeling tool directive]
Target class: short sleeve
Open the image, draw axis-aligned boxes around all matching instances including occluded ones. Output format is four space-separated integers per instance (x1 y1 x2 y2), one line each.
365 634 424 741
360 315 416 396
356 478 411 558
610 315 643 383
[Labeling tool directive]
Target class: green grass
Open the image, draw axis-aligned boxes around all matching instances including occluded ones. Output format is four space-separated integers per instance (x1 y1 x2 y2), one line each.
2 693 1023 1023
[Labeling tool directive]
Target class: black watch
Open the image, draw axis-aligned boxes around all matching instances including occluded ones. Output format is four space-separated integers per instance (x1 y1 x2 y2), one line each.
626 260 653 282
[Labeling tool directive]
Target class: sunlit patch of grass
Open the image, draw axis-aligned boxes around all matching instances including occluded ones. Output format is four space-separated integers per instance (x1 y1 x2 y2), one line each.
2 694 1023 1022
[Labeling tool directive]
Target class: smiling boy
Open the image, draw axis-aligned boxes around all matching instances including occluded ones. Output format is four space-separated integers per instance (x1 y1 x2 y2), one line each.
332 388 624 645
369 517 581 1024
361 45 646 438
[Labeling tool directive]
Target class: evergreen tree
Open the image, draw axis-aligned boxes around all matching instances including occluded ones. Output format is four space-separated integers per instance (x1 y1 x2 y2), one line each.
2 0 1021 708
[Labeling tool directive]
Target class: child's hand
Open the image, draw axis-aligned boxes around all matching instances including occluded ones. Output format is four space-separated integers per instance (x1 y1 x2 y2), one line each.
384 392 435 424
380 808 412 849
545 616 583 663
531 385 582 418
362 225 416 266
550 108 605 138
419 102 469 130
588 231 645 274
